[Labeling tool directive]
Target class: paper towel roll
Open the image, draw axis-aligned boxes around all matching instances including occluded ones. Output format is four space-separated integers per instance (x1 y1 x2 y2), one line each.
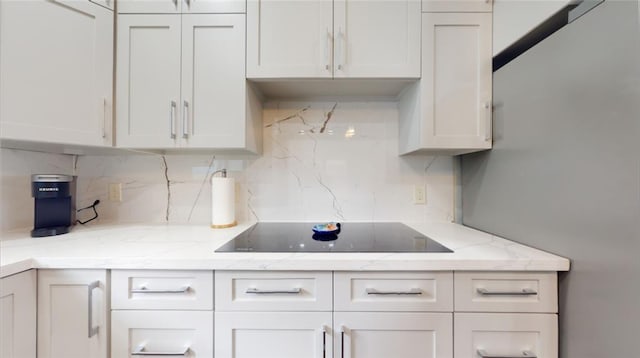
211 176 236 228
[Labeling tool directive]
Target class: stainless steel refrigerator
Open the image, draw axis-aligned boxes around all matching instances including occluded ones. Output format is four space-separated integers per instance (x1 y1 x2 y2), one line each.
461 2 640 357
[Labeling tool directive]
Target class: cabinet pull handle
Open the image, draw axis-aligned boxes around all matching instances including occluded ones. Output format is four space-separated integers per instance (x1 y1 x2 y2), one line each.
170 101 177 139
321 326 327 358
476 288 538 296
484 101 492 141
337 27 345 71
131 285 190 294
325 28 332 71
245 287 302 294
340 326 346 358
185 0 191 8
182 100 189 139
366 288 422 295
132 345 190 356
477 349 536 358
172 0 178 9
102 98 107 139
87 281 100 338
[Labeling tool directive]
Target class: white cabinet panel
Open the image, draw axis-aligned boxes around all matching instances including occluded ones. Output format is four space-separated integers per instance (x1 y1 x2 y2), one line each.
333 0 421 78
335 312 453 358
111 270 213 310
422 0 493 12
334 271 453 312
37 270 108 358
216 311 333 358
111 310 213 357
0 270 36 358
184 0 246 13
116 14 182 148
216 271 333 311
0 0 113 147
247 0 333 78
118 0 182 13
181 14 247 148
454 313 558 358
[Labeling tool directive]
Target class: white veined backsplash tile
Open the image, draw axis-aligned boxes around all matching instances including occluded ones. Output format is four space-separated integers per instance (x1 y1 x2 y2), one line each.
74 101 456 225
0 148 75 233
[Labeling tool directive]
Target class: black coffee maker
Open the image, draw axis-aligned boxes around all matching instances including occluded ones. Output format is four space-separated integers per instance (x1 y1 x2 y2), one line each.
31 174 75 237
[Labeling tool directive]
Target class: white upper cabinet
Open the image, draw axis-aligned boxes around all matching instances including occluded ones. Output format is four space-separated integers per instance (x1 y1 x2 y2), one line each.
247 0 421 79
422 0 493 12
399 12 492 155
118 0 245 14
333 0 421 78
117 14 261 151
0 0 114 147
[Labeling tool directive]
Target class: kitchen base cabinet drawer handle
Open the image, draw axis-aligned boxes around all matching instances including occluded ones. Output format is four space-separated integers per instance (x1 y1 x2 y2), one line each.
477 349 536 358
132 345 190 356
476 288 538 296
245 287 302 294
131 286 190 294
365 288 422 295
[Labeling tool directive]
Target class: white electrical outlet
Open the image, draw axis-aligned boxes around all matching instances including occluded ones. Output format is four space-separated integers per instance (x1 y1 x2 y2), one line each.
108 183 122 202
413 185 426 205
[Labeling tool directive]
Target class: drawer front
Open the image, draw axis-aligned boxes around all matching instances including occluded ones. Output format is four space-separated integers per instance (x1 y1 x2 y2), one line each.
215 271 332 311
454 313 558 358
111 310 213 358
111 270 213 310
454 272 557 313
334 271 454 312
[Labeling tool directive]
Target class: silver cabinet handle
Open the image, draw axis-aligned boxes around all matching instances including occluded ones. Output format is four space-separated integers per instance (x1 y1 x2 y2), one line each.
131 285 190 294
245 287 302 294
366 288 422 295
321 326 327 358
102 98 107 139
340 325 346 358
132 345 190 356
484 101 492 141
170 101 177 139
337 27 345 71
87 281 100 338
182 100 189 139
172 0 178 9
477 349 536 358
476 288 538 296
325 28 332 71
185 0 191 9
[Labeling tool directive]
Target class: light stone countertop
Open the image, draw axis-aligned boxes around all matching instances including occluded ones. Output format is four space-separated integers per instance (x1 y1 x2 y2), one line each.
0 221 570 278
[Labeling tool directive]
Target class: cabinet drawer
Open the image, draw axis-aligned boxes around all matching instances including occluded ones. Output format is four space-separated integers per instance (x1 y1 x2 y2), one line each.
334 271 453 312
112 310 213 358
215 271 332 311
111 270 213 310
454 313 557 358
454 272 557 313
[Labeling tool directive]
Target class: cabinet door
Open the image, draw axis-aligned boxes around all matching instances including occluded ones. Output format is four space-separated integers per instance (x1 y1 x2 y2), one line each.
0 0 113 147
0 270 36 358
37 270 108 358
216 311 333 358
454 313 558 358
333 0 421 78
184 0 246 13
116 15 182 148
181 14 247 148
246 0 333 78
118 0 181 13
421 13 492 151
335 312 453 358
111 310 213 357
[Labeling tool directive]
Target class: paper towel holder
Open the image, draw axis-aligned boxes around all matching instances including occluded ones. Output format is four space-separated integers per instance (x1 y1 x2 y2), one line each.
211 168 237 229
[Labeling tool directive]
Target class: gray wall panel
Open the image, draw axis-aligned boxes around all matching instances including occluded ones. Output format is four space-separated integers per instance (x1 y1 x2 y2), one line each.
462 2 640 357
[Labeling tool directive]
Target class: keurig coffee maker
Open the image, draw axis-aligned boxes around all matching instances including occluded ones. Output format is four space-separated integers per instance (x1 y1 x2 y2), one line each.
31 174 75 237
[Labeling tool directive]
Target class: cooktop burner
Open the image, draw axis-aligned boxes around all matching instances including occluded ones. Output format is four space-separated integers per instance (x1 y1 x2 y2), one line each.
215 222 453 253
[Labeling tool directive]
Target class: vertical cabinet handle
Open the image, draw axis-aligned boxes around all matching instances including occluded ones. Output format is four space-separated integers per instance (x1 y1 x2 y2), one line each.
182 101 189 139
325 28 332 71
484 101 492 141
340 325 346 358
170 101 177 139
102 98 107 139
172 0 178 10
185 0 191 9
87 281 100 338
477 349 536 358
321 326 327 358
337 27 345 71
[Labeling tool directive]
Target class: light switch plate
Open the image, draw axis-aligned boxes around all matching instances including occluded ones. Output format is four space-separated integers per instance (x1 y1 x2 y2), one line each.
108 183 122 202
413 185 426 205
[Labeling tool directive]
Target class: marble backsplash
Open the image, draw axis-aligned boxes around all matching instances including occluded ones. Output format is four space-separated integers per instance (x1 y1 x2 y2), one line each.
1 101 457 234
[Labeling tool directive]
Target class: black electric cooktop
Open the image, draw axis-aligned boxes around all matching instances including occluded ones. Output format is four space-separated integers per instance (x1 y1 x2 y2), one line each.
215 222 453 253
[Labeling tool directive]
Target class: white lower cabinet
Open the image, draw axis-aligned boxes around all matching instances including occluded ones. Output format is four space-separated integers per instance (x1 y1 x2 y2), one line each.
111 310 214 357
0 270 36 358
37 270 108 358
215 311 332 358
454 313 558 358
335 312 452 358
